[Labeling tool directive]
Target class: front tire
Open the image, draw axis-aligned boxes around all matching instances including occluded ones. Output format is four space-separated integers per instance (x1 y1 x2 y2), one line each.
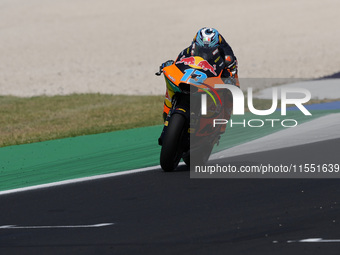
160 113 186 172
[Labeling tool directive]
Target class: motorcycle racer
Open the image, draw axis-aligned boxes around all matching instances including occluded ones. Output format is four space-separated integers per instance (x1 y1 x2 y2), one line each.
161 27 239 123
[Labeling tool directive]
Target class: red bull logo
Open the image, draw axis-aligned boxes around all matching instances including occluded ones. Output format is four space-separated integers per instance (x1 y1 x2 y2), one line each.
176 56 217 76
176 56 196 65
197 60 217 76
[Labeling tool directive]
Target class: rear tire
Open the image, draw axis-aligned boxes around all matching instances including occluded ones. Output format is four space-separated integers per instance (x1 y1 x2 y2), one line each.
160 113 186 172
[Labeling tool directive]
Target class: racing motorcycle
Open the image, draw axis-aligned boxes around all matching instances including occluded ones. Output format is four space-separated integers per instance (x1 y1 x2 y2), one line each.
155 47 234 172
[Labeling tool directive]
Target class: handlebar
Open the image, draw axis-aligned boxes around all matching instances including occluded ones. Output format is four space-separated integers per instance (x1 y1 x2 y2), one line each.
155 65 163 76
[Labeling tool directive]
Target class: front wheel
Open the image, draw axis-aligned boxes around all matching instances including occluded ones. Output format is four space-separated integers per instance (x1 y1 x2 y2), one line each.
160 113 187 172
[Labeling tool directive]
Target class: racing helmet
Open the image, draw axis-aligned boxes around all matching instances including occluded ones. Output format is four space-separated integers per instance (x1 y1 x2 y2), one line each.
193 27 221 48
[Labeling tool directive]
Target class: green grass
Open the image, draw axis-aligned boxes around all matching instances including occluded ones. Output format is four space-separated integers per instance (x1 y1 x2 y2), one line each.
0 94 336 148
0 94 164 147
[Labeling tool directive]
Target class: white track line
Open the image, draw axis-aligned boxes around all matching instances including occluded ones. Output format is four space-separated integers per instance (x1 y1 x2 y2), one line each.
0 223 114 229
286 238 340 243
0 165 161 196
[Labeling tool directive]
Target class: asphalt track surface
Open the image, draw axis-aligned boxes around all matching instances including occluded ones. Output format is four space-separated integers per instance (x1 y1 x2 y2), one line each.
1 138 340 255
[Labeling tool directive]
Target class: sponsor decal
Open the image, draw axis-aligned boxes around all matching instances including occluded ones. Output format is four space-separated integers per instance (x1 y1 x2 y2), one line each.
177 108 186 113
214 56 221 63
176 56 196 65
168 74 176 82
188 128 195 133
176 56 217 76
